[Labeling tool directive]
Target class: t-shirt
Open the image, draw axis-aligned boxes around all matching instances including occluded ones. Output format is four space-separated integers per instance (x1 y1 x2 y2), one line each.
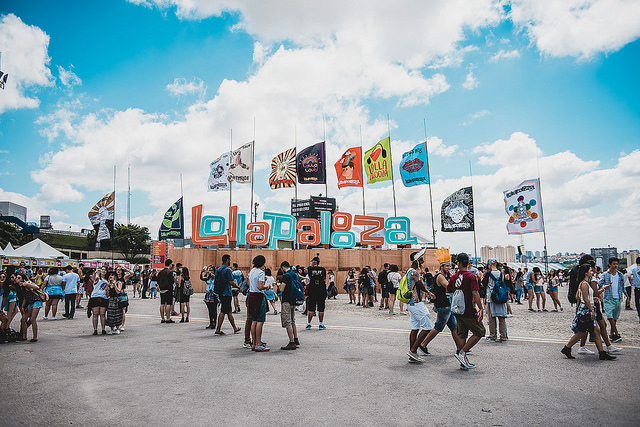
388 272 401 288
308 266 326 291
447 270 480 318
214 265 234 297
631 266 640 289
91 278 108 299
248 268 266 294
409 269 421 303
610 272 620 298
232 269 244 287
62 272 80 294
45 274 64 292
157 268 174 293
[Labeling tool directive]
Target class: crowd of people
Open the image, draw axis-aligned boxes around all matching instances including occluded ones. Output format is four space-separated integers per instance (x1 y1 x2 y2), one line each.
2 251 639 371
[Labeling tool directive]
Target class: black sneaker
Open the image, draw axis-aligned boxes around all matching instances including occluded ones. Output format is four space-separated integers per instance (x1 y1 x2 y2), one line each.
418 346 430 356
599 351 616 360
102 330 107 335
611 334 622 343
92 330 98 335
166 319 175 323
561 346 575 359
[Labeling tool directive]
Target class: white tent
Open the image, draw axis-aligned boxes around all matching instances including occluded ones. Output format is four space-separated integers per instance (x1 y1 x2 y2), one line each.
0 245 3 256
3 242 15 255
10 238 69 260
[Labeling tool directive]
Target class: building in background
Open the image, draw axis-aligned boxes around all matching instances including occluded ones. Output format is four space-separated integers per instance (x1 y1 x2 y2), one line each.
0 201 27 223
481 245 516 263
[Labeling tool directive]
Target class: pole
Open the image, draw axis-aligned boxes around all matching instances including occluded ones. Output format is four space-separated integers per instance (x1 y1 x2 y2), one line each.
229 128 233 209
469 161 478 266
180 173 183 198
323 115 328 197
535 152 549 275
359 125 366 216
294 125 298 202
387 114 397 217
127 162 131 225
251 118 256 222
423 119 436 248
112 165 116 269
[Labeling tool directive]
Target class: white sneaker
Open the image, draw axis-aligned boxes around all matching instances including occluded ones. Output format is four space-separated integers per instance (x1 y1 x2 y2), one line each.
407 351 424 363
577 346 595 355
43 316 48 320
113 329 120 335
607 345 622 353
51 317 57 320
119 327 125 332
107 330 113 335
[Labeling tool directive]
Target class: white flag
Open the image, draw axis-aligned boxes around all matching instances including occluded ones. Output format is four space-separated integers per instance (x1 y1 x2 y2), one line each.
208 152 230 192
504 178 544 234
228 141 253 184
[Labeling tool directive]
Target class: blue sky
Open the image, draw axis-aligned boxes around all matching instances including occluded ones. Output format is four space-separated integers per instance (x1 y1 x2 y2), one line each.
1 0 639 254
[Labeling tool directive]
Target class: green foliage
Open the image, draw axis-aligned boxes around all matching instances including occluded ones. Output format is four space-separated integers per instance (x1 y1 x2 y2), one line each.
0 220 23 248
112 223 151 262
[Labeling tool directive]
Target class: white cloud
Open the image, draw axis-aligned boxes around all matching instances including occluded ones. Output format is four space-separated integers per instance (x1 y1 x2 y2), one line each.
166 77 207 99
472 109 490 120
462 70 478 90
57 65 82 87
489 49 520 62
509 0 640 59
0 13 54 113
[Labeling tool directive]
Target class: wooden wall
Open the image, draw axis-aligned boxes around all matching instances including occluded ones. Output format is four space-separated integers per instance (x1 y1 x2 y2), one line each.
168 247 438 293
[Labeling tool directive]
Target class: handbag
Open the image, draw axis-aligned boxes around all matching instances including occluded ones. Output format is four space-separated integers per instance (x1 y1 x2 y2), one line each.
118 293 129 308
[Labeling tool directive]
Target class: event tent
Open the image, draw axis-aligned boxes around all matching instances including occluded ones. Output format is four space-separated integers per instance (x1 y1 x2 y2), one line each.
3 242 15 255
10 238 69 260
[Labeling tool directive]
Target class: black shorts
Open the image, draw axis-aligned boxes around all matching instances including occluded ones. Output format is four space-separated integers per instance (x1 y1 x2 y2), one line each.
381 285 389 298
232 289 239 297
160 291 173 306
48 294 63 300
88 297 108 308
179 294 190 303
307 294 326 313
219 296 233 314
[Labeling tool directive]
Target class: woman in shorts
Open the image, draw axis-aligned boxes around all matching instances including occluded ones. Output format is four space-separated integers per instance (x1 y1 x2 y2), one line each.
42 267 64 320
1 272 19 329
561 264 615 360
358 268 370 308
178 267 191 323
531 267 547 312
387 264 401 315
525 268 536 311
88 266 109 335
345 269 357 304
247 255 271 351
17 273 43 342
547 269 563 312
263 268 278 315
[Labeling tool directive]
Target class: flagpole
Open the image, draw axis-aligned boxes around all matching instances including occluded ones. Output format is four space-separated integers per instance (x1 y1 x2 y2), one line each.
323 115 328 197
294 125 298 202
359 125 366 216
387 114 398 217
423 119 436 248
251 117 256 222
229 128 233 209
180 173 183 198
112 165 116 269
535 152 549 275
469 161 478 267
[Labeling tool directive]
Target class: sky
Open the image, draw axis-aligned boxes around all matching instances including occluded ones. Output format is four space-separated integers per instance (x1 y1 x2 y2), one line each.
1 0 639 256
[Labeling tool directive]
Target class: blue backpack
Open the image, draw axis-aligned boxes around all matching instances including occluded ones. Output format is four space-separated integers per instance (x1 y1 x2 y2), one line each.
284 270 305 306
490 272 509 304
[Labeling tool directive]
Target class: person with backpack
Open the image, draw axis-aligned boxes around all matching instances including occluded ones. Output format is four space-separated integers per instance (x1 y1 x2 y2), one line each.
306 256 327 330
378 263 390 310
448 253 485 370
387 264 401 315
482 259 508 342
178 267 193 323
405 248 435 363
278 261 302 350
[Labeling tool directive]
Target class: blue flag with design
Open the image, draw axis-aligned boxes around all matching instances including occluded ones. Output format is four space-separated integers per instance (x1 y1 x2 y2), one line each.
399 142 429 187
159 197 184 240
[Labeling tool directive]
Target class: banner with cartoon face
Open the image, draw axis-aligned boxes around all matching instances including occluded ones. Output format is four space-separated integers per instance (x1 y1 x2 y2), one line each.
334 147 363 188
504 178 544 234
228 141 254 184
208 152 230 192
399 142 429 187
297 142 326 184
441 186 474 232
364 137 393 184
269 148 297 189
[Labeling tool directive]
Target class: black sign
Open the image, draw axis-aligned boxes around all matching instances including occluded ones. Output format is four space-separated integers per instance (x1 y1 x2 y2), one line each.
441 187 474 232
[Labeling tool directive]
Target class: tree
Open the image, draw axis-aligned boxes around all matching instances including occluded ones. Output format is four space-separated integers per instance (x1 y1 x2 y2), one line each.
112 223 151 262
0 220 24 249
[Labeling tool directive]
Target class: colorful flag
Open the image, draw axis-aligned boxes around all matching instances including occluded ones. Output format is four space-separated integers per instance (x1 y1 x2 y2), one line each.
88 192 115 241
159 197 184 240
364 137 393 184
334 147 363 188
399 142 429 187
228 141 253 184
441 187 474 232
504 178 544 234
269 148 297 189
208 152 230 192
297 142 326 184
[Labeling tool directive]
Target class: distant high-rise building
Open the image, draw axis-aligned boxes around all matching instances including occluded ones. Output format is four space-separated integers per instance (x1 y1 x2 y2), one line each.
0 201 27 223
535 251 541 258
626 250 639 268
480 245 516 263
527 251 533 259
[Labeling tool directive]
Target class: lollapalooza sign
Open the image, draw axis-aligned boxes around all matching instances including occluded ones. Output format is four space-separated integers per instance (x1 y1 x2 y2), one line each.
191 205 417 248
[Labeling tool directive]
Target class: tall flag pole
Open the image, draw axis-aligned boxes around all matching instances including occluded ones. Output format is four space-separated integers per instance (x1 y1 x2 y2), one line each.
294 125 298 202
251 117 256 222
360 125 366 215
112 165 116 266
424 119 436 247
387 114 397 217
127 161 131 225
229 129 233 209
536 151 549 274
323 115 328 197
469 161 478 266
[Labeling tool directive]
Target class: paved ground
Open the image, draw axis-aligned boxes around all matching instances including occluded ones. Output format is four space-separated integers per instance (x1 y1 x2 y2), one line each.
1 289 639 426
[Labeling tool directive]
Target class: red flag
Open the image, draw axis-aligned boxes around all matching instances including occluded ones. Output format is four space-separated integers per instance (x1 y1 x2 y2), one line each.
334 147 363 188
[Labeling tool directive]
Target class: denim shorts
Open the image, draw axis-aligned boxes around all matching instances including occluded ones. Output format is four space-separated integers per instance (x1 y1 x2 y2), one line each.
548 286 558 293
27 301 43 309
433 306 457 332
534 285 544 293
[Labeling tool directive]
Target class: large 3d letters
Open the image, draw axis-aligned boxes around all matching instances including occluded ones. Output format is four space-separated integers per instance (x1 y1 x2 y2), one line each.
296 219 321 246
385 217 417 245
263 212 296 249
192 204 228 245
330 212 355 248
354 215 384 246
246 222 270 246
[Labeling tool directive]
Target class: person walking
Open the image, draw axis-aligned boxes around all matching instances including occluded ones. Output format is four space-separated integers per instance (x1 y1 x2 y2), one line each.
178 267 192 323
631 257 640 323
231 263 244 314
214 255 242 335
387 264 401 315
448 253 485 370
483 259 508 342
157 259 175 323
306 256 327 330
406 248 435 363
547 269 563 312
599 257 626 343
42 267 63 320
247 255 271 351
61 265 80 319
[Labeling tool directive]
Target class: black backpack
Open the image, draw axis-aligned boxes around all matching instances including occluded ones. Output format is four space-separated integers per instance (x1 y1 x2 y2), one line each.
567 265 579 304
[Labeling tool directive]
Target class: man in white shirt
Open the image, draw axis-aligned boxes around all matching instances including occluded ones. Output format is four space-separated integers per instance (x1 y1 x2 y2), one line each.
62 265 80 319
630 257 640 323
